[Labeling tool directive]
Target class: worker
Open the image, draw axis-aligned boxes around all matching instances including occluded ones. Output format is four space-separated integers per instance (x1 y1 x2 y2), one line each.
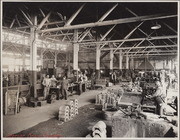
147 80 166 117
50 75 57 87
42 75 51 99
61 76 69 100
55 74 63 99
83 73 88 82
83 73 88 92
111 71 117 85
78 72 84 95
91 72 96 90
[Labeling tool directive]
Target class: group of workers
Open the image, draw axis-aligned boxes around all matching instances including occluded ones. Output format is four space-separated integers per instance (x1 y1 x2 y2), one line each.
42 74 69 100
42 72 88 100
42 69 176 117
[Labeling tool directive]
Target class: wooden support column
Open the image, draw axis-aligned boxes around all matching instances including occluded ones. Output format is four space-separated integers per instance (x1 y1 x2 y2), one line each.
171 59 174 70
54 52 57 67
30 16 38 98
110 48 114 70
54 51 57 75
73 30 79 70
73 30 79 81
163 60 165 69
22 44 26 71
119 50 123 69
126 55 129 69
96 45 101 79
40 50 44 69
168 59 172 70
67 53 71 78
130 57 134 70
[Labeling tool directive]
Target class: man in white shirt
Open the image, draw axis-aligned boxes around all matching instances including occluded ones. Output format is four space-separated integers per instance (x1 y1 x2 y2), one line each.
50 75 57 87
42 75 51 98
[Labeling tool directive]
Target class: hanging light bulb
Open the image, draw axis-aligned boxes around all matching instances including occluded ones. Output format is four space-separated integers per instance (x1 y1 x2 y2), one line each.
151 22 161 30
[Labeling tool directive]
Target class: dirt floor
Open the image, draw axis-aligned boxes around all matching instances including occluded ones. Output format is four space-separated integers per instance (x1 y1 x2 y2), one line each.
8 103 112 138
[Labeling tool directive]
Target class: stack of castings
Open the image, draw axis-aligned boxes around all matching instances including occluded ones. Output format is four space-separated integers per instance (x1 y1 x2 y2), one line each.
67 100 75 120
86 121 107 138
58 99 78 122
96 92 117 110
58 105 70 122
70 99 78 115
96 89 124 110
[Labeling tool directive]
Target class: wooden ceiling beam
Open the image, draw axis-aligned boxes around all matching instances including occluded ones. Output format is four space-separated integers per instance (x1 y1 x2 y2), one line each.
20 9 33 25
130 53 177 57
102 44 177 50
15 15 22 27
100 24 116 41
65 3 85 26
100 51 109 60
126 49 177 54
98 3 118 22
163 22 177 34
38 14 177 33
9 19 16 29
113 22 144 53
37 12 51 30
80 35 177 45
125 7 138 17
78 4 117 43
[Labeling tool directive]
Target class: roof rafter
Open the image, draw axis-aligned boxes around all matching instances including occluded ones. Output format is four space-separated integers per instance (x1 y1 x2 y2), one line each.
38 14 177 33
65 3 85 26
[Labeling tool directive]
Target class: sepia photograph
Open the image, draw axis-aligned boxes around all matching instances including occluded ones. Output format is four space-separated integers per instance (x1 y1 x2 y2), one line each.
1 0 179 139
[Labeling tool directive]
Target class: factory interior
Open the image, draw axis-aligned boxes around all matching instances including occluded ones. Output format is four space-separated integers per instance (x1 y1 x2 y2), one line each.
1 1 179 138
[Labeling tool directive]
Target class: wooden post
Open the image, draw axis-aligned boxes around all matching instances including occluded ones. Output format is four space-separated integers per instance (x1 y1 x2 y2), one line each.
126 55 129 69
54 51 57 76
168 59 172 70
130 57 134 70
110 48 114 70
119 50 123 69
22 39 26 71
73 30 79 81
67 53 71 78
73 30 79 70
171 59 175 70
30 16 38 98
40 50 44 69
96 44 101 79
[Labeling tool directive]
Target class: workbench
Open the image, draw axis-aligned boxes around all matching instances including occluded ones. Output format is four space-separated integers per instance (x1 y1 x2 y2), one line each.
49 87 61 100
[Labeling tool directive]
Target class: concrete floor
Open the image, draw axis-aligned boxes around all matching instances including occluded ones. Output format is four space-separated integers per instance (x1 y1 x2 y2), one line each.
3 85 178 137
3 88 107 137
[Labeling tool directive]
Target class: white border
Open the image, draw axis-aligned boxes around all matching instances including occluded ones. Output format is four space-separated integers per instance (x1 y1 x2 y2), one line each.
1 0 179 140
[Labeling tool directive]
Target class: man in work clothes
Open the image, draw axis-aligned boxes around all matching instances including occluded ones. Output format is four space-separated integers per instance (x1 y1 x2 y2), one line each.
111 71 117 85
147 80 166 116
42 75 51 99
61 76 69 100
91 72 96 90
